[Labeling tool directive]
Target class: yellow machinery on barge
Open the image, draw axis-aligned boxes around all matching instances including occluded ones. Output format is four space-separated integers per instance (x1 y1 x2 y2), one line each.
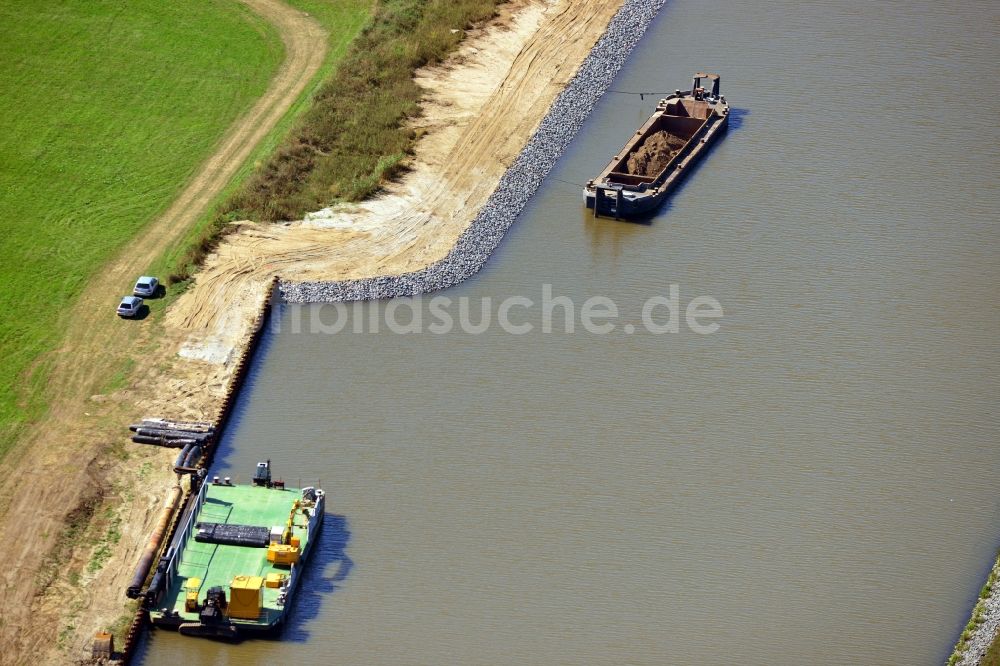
146 461 325 639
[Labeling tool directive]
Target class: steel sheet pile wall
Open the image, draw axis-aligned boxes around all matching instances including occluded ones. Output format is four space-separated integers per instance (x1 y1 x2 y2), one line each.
117 277 280 663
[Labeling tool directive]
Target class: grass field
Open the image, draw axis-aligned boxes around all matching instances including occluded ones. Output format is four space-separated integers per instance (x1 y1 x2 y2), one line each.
0 0 286 455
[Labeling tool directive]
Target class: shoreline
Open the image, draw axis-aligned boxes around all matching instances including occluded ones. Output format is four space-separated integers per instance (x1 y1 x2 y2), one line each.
954 552 1000 665
2 1 669 661
119 0 668 657
0 0 332 661
281 0 667 303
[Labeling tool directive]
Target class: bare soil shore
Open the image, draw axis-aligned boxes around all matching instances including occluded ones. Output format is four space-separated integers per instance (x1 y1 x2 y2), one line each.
0 1 624 663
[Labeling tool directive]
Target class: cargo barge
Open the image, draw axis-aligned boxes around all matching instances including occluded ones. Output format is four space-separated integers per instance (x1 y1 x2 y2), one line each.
584 73 729 218
147 460 325 639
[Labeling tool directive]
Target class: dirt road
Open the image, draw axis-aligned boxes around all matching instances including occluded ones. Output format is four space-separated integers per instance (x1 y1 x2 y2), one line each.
0 0 625 662
0 1 327 661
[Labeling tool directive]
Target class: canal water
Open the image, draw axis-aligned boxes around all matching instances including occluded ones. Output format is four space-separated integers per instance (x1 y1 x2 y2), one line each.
139 0 1000 663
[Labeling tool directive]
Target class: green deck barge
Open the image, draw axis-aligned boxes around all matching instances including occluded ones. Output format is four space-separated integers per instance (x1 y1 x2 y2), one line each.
148 466 325 639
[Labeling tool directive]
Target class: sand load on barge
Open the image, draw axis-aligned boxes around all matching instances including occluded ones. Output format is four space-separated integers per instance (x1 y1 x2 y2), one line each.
626 130 687 177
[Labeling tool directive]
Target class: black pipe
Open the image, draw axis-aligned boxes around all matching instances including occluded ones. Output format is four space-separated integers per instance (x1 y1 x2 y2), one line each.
174 443 193 469
144 547 175 605
131 423 213 434
136 427 211 442
132 435 196 448
184 445 202 468
139 420 214 433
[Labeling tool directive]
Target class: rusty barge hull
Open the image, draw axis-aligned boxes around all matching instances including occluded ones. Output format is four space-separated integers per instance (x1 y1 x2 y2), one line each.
584 73 729 218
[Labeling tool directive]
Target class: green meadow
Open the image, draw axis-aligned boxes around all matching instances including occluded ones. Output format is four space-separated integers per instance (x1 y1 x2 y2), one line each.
0 0 286 454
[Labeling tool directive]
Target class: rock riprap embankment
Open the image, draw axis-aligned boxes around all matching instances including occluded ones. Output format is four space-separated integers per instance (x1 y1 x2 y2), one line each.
281 0 667 304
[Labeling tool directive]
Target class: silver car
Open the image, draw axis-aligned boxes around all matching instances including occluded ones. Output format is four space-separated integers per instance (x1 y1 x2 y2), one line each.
133 276 159 297
117 296 143 318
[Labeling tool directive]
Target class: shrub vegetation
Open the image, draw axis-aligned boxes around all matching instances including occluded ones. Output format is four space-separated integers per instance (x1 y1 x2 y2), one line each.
169 0 502 282
232 0 502 217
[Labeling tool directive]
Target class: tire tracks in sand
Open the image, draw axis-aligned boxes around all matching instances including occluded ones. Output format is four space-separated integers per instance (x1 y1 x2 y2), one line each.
0 1 327 661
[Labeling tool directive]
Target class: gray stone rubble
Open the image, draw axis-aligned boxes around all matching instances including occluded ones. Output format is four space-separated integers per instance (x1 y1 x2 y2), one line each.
281 0 666 303
958 561 1000 666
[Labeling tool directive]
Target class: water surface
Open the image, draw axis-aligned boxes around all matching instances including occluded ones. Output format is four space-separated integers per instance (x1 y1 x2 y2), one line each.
139 0 1000 663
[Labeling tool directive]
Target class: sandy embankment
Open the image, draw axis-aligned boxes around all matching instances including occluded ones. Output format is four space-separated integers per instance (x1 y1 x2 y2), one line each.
0 1 628 663
167 0 626 331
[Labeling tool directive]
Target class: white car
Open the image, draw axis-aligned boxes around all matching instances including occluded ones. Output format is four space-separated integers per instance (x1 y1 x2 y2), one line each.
117 296 143 318
133 276 159 297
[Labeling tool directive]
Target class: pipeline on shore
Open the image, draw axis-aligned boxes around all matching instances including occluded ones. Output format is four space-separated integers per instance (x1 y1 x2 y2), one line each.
125 485 182 599
129 421 214 449
112 278 280 663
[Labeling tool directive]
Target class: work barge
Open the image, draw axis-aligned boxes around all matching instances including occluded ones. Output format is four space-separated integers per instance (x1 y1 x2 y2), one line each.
147 461 325 639
584 72 729 218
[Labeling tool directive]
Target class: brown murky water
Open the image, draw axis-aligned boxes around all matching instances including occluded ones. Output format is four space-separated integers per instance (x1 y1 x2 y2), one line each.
138 0 1000 663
